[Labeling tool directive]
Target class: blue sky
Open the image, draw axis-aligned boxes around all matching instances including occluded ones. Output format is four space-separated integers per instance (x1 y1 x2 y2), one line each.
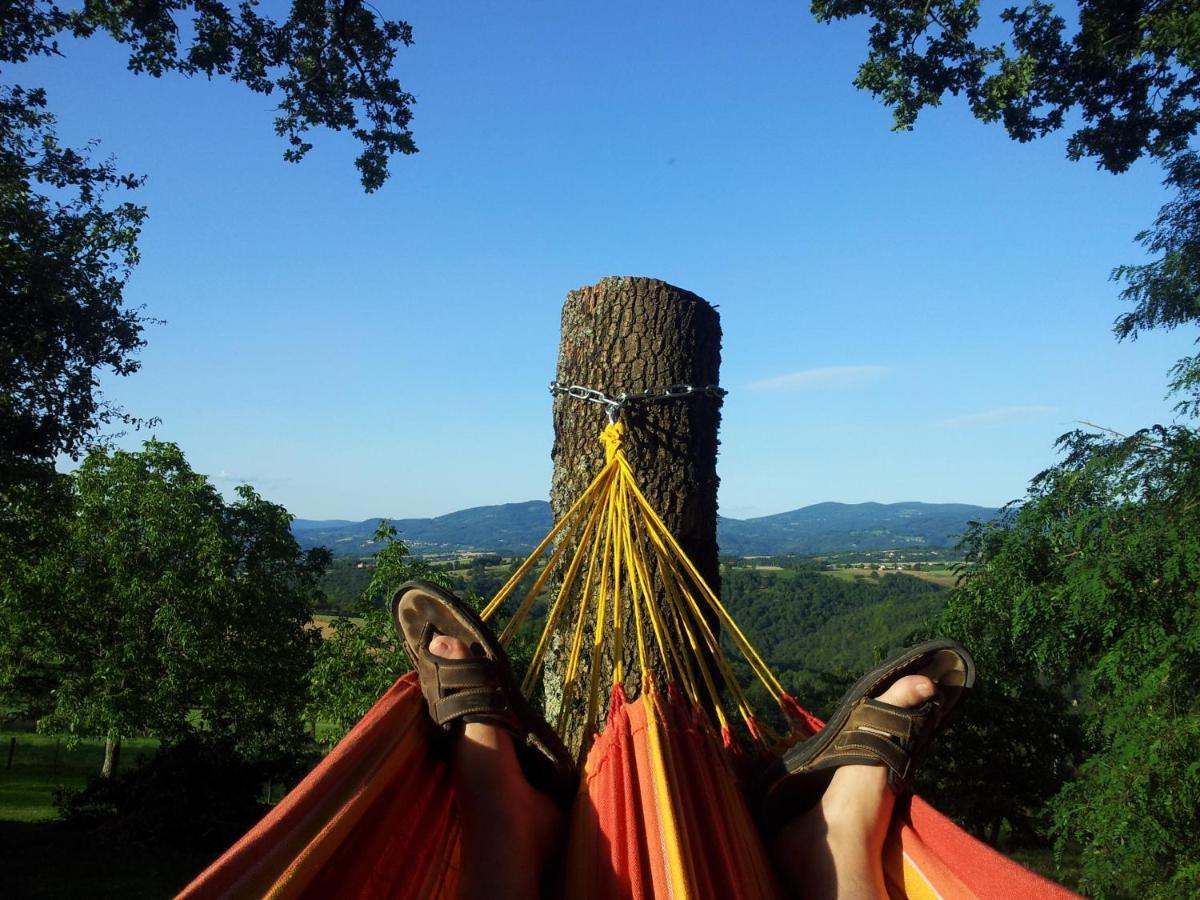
25 1 1197 520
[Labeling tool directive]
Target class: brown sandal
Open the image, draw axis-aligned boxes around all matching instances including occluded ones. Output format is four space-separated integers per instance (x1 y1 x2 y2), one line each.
761 639 974 829
391 579 576 803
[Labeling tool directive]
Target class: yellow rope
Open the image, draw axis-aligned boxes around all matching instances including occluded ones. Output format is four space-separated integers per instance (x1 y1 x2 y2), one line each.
488 421 788 749
518 485 608 696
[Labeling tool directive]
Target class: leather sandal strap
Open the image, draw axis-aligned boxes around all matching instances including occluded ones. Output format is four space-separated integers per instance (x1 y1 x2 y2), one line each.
430 656 500 690
850 697 935 744
830 729 912 781
432 686 513 727
812 698 938 784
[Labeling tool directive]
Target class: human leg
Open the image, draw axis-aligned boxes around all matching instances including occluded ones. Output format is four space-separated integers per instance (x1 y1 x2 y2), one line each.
429 635 564 900
763 641 974 900
391 581 576 900
771 675 934 900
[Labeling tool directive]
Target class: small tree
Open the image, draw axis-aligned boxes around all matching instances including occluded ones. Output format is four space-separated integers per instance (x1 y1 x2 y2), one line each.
305 522 447 743
305 524 540 745
0 440 329 775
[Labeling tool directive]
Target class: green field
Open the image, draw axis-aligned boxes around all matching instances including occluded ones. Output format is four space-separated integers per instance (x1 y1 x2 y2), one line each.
0 733 213 898
822 566 960 589
0 733 159 821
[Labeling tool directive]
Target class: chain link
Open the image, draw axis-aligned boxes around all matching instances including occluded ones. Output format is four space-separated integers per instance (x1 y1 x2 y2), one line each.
549 381 727 423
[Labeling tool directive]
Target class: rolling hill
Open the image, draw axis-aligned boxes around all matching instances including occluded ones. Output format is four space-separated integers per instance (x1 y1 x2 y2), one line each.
293 500 997 557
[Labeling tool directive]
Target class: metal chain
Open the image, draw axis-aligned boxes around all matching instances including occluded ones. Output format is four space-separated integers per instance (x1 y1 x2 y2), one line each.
549 381 727 423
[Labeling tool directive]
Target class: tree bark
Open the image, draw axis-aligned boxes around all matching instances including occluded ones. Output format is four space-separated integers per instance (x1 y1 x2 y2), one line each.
543 276 722 755
101 734 121 779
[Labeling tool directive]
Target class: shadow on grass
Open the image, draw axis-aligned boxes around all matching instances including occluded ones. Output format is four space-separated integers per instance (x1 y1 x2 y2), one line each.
0 820 214 899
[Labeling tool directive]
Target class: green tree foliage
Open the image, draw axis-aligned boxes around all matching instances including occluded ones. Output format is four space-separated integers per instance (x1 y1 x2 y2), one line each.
0 440 330 769
316 557 376 614
0 1 417 490
814 0 1200 172
721 568 948 734
917 677 1083 848
0 87 150 487
723 568 947 676
2 0 417 191
935 426 1200 895
0 473 73 719
306 522 448 743
1113 150 1200 415
817 1 1200 407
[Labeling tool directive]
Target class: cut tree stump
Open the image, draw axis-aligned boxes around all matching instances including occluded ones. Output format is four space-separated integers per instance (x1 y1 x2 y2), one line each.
543 276 723 754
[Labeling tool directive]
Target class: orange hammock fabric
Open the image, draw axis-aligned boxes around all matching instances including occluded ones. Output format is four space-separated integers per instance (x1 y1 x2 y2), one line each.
181 422 1078 899
180 671 1075 899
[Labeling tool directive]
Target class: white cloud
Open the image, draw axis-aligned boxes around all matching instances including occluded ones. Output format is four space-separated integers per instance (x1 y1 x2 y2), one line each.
749 365 890 393
211 470 288 489
939 405 1055 428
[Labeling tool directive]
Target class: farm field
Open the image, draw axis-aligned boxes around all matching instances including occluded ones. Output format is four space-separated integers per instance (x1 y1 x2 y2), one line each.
903 568 959 589
819 566 959 589
812 566 956 588
310 612 365 638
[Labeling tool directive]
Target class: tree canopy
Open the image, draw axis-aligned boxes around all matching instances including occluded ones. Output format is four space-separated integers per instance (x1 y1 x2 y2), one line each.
0 440 331 770
815 0 1200 173
819 7 1200 888
934 426 1200 894
0 87 150 486
1 0 416 488
2 0 417 191
819 0 1200 409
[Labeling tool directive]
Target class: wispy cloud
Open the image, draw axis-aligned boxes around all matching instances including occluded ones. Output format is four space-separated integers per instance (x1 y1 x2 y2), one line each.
213 470 254 484
212 470 289 490
939 405 1055 428
749 365 890 393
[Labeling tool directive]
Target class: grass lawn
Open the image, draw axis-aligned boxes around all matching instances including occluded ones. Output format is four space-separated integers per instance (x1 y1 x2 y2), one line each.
0 732 212 898
0 732 159 821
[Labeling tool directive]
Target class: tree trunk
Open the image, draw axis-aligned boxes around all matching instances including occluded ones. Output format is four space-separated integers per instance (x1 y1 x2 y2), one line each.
100 734 121 779
543 276 722 755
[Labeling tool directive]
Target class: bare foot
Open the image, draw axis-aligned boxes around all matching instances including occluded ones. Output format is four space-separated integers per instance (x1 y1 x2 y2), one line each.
771 674 935 900
428 635 564 900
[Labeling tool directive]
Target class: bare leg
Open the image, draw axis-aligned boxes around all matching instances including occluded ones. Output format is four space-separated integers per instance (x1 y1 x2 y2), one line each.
772 674 936 900
429 635 564 900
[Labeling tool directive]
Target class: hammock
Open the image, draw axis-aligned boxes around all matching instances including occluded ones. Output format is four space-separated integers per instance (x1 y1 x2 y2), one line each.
181 423 1077 900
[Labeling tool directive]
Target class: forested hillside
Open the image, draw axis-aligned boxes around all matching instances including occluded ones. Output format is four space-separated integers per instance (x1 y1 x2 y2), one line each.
718 502 997 555
722 567 948 717
724 568 947 675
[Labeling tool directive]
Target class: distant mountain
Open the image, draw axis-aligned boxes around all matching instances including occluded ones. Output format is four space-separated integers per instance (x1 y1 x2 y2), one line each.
292 501 553 556
291 519 358 532
716 501 997 555
293 500 997 558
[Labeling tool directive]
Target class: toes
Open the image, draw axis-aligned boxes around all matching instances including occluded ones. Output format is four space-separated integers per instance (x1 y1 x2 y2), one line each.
876 674 935 709
429 634 472 660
